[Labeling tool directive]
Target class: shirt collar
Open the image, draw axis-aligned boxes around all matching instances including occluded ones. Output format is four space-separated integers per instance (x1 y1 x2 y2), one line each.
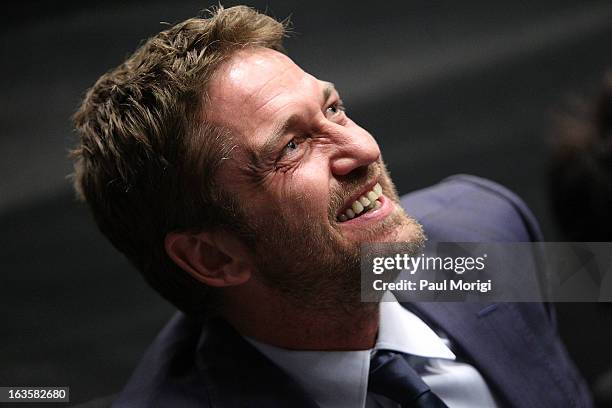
245 294 455 408
376 292 456 359
245 339 370 408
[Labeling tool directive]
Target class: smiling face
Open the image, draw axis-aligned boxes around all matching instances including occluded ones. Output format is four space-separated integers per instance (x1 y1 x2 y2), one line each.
206 47 424 306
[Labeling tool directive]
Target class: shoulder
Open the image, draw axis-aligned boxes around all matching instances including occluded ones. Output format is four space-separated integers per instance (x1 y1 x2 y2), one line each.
401 176 593 406
400 175 554 331
112 313 211 408
400 174 543 242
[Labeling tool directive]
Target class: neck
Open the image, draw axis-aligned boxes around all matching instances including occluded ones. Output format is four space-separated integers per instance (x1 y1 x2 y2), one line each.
221 282 380 350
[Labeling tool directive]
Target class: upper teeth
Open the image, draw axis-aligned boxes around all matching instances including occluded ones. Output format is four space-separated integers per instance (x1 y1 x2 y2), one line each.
338 183 383 222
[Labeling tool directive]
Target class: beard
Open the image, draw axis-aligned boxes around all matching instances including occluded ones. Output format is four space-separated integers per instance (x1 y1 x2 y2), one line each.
245 159 426 312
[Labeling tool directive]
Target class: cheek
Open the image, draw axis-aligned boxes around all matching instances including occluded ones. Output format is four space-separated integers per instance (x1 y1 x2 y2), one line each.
280 166 331 217
252 147 332 223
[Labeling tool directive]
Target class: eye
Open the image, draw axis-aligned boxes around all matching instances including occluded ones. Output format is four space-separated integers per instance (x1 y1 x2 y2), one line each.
327 105 339 114
325 101 346 119
280 138 300 157
286 139 298 151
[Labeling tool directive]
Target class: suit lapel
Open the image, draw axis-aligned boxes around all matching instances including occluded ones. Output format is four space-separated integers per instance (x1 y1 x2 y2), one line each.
196 319 320 408
406 302 571 408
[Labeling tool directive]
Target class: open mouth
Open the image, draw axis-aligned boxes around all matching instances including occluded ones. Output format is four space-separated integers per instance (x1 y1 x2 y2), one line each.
337 182 383 222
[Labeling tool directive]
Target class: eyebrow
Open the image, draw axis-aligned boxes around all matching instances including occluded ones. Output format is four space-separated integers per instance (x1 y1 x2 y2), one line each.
322 81 335 105
252 82 337 165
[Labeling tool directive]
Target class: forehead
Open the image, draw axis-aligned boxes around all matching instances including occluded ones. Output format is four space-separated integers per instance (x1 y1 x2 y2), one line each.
205 47 320 145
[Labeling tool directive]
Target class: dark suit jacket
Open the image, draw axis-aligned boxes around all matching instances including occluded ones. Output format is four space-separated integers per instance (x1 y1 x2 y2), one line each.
112 175 593 407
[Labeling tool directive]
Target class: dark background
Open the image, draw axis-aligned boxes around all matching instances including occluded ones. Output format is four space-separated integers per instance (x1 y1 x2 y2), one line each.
1 0 611 405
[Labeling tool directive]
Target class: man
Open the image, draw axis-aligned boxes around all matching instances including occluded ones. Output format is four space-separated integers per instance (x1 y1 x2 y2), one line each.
72 6 592 407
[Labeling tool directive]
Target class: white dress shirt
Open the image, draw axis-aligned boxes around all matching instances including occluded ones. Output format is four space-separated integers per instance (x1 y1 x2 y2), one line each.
246 293 499 408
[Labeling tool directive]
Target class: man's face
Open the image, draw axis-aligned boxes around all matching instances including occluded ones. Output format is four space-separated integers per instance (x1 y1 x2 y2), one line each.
206 47 424 306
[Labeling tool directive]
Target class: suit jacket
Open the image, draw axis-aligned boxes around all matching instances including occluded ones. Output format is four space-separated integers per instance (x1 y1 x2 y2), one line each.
113 175 593 408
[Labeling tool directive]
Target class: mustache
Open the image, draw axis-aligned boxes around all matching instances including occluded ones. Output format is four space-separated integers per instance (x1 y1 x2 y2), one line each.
328 162 381 220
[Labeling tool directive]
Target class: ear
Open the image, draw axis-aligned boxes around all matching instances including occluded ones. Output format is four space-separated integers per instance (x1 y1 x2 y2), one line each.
164 229 254 287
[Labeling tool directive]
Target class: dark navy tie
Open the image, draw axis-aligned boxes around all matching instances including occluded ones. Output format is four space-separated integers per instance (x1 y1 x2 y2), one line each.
368 350 449 408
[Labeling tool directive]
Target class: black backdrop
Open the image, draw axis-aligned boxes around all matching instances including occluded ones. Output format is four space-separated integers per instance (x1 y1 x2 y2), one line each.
1 0 611 404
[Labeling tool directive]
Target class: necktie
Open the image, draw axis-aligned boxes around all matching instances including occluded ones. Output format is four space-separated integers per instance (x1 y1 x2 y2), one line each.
368 350 449 408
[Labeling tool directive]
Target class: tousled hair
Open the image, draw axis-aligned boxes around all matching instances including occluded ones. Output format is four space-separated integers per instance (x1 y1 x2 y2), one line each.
71 5 287 314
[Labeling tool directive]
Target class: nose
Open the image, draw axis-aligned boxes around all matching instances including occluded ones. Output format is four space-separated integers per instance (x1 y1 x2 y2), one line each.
330 126 381 177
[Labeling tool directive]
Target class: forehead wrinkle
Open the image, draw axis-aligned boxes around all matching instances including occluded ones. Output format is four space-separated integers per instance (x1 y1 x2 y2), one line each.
250 64 297 110
249 79 335 167
226 52 300 114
